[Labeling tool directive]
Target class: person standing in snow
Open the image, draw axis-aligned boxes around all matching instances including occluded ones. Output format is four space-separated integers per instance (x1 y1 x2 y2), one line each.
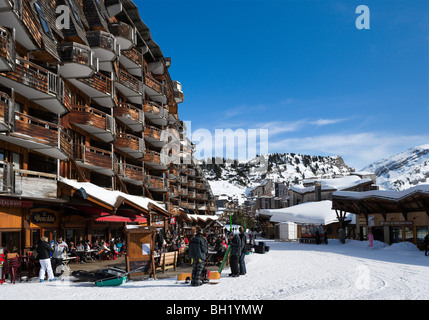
424 233 429 256
188 229 208 286
51 237 68 276
228 231 241 277
368 229 374 248
238 227 247 275
37 237 56 282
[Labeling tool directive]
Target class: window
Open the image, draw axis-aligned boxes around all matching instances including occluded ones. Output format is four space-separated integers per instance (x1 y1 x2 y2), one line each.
416 227 428 242
1 231 20 253
68 0 83 28
95 0 106 19
34 2 54 39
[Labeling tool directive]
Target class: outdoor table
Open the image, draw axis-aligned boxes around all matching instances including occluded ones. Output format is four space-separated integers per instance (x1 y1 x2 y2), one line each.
62 256 77 274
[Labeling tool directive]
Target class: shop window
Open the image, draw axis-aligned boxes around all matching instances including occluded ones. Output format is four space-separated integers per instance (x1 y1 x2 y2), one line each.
404 227 414 242
416 227 428 242
1 231 20 253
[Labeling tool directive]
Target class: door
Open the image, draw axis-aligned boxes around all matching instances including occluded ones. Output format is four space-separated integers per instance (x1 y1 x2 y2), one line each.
390 227 402 243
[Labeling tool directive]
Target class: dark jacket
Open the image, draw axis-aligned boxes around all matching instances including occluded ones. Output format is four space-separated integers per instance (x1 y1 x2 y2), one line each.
37 240 54 260
230 234 241 256
239 232 247 254
188 233 208 261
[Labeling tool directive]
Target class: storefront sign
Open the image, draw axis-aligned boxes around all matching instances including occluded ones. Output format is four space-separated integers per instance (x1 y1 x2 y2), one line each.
169 217 176 225
151 214 165 227
380 221 413 226
0 198 33 208
30 208 57 224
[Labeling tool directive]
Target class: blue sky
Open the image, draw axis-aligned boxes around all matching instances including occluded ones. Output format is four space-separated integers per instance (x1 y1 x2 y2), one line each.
137 0 429 170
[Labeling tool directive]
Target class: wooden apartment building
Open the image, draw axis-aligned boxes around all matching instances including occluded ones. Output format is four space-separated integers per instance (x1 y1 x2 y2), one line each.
0 0 216 253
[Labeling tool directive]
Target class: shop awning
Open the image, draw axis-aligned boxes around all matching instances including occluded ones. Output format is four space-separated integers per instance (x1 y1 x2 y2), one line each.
94 215 148 223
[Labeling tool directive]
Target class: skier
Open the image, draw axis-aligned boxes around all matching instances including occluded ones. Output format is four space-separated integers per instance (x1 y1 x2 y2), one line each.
188 228 208 286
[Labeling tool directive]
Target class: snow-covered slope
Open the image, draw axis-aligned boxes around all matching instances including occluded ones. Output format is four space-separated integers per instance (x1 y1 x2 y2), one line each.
201 153 355 194
362 144 429 191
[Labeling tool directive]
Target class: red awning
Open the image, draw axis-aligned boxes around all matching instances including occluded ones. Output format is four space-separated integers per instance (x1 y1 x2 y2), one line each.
94 215 147 223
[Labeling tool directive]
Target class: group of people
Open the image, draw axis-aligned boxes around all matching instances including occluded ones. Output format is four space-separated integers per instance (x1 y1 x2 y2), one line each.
187 226 248 286
35 236 126 282
155 229 188 254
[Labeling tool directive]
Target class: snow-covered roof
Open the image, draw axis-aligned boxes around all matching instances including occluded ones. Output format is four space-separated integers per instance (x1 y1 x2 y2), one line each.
333 184 429 201
59 178 167 213
187 214 219 222
260 200 354 225
291 176 373 194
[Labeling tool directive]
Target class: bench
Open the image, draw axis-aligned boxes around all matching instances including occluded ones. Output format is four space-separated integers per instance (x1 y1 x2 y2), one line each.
156 251 178 273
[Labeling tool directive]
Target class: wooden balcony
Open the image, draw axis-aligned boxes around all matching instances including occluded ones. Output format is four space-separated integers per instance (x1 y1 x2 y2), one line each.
172 81 184 104
68 105 116 143
0 26 15 72
115 69 143 104
144 175 168 192
114 102 144 132
0 112 72 160
195 182 207 190
73 144 114 176
0 57 69 115
116 162 144 185
143 150 168 170
144 125 168 148
69 71 115 108
114 132 145 159
120 47 143 77
87 31 120 70
144 74 167 105
0 91 14 131
195 193 207 201
58 42 98 79
143 101 168 126
0 0 42 51
109 22 136 50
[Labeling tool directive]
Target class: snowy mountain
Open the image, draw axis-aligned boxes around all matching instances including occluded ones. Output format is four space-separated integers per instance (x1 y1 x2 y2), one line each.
362 144 429 191
200 153 355 198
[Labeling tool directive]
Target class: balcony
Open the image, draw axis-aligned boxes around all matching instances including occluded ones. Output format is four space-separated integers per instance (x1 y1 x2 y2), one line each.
143 150 168 170
87 31 120 71
113 102 144 132
69 71 115 108
109 22 136 50
172 81 184 104
143 101 168 126
115 69 143 104
114 132 145 159
169 186 179 198
116 162 144 186
58 42 99 79
73 144 114 176
68 105 116 143
0 160 15 194
120 47 143 77
0 26 15 72
0 57 69 115
0 112 71 160
0 91 14 131
144 175 168 192
144 74 167 105
0 0 41 51
144 125 168 148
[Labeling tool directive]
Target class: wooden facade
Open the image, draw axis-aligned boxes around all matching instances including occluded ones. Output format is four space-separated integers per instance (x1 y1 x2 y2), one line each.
0 0 216 254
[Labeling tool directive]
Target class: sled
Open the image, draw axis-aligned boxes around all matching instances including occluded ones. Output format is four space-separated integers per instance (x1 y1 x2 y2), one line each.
177 270 221 282
95 275 127 287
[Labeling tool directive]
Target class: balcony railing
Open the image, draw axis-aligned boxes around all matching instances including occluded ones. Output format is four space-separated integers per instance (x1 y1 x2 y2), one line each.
109 22 136 50
0 56 69 114
116 69 143 104
120 47 143 76
114 132 145 158
87 30 120 61
0 91 14 131
0 26 15 72
116 162 144 182
144 175 167 191
78 71 113 96
0 160 15 194
114 102 144 132
58 42 98 79
144 73 164 95
73 144 113 170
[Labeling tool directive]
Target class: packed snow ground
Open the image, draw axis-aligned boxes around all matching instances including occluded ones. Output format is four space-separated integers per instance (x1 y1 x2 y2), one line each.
2 239 429 300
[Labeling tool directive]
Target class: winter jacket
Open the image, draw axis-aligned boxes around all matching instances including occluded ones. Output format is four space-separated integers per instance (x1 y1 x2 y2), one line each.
52 241 68 259
188 233 208 261
230 234 241 256
239 232 247 254
37 240 54 260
